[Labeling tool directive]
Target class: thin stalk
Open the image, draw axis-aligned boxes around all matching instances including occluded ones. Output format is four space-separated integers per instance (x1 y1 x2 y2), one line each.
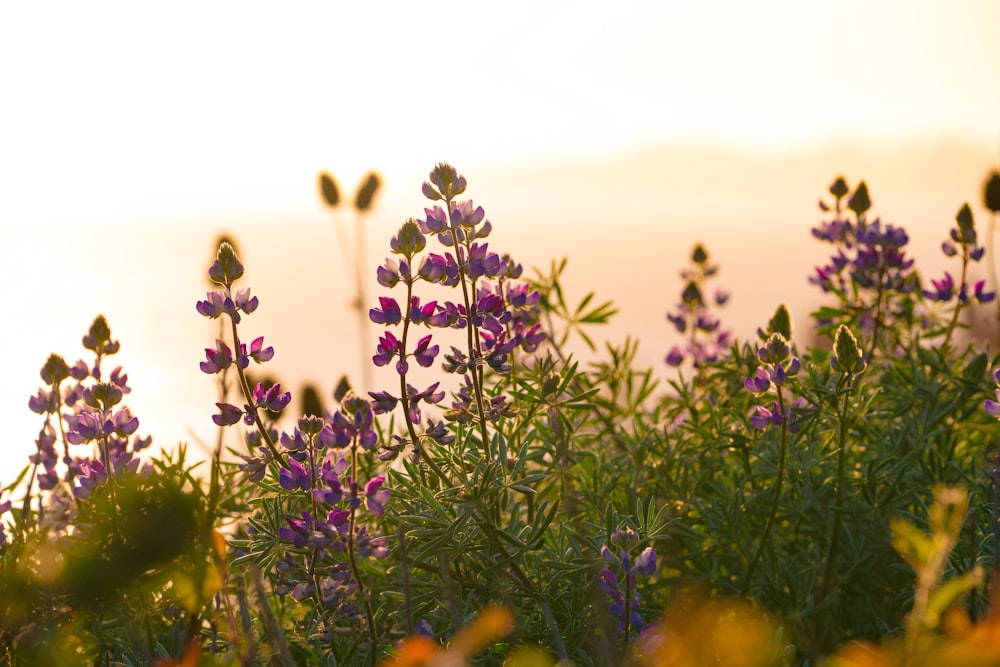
816 377 854 644
741 389 789 598
446 207 491 461
229 319 285 466
396 275 451 487
942 249 970 350
346 436 378 665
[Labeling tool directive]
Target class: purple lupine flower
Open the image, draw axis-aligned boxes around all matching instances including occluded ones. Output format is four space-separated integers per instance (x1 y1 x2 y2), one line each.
213 402 243 426
200 340 234 374
368 390 398 414
412 335 440 368
28 389 58 415
279 512 312 549
369 296 402 325
372 331 403 368
248 336 274 363
364 476 390 516
635 547 657 576
420 205 449 233
234 287 258 314
110 407 139 437
377 259 403 288
751 404 784 430
253 381 291 412
974 279 995 304
279 457 312 491
744 367 771 394
924 273 955 301
195 290 229 319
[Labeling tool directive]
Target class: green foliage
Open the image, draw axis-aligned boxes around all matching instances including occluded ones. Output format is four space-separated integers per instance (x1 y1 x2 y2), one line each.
6 168 1000 666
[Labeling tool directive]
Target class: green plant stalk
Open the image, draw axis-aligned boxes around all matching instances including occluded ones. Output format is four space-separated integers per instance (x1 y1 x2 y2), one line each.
942 246 970 350
867 262 889 361
741 388 789 598
816 377 854 640
229 319 285 466
346 435 378 665
446 208 492 462
396 275 452 487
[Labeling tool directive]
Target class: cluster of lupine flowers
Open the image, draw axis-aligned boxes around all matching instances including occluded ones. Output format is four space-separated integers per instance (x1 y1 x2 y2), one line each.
598 527 657 637
196 243 390 616
809 179 921 333
743 331 806 431
26 316 151 501
367 163 545 462
923 203 994 305
665 244 731 369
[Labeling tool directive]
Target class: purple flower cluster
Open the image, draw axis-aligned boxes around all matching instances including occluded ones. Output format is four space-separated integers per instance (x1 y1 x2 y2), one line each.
368 163 545 461
923 203 994 305
195 242 392 617
984 368 1000 419
665 244 731 369
743 333 803 431
195 243 289 432
598 527 657 637
810 178 920 333
26 317 151 500
259 399 390 612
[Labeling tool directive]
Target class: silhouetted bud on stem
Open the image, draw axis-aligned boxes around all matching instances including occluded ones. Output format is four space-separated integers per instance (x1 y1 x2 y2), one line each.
829 176 849 200
681 281 703 307
831 325 866 375
319 172 340 208
333 375 352 404
984 170 1000 214
765 304 792 341
848 181 871 217
355 171 381 212
691 244 708 264
300 383 324 418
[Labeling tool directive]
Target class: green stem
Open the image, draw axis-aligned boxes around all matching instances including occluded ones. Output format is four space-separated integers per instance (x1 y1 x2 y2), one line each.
942 249 969 350
446 201 491 461
817 377 854 643
229 318 285 466
741 389 789 598
346 436 378 664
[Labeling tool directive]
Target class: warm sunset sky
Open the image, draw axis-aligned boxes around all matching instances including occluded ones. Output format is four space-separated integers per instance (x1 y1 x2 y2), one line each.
2 1 1000 480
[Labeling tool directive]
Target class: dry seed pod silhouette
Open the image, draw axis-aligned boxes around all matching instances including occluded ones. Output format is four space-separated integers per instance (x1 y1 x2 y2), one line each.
355 171 381 212
319 171 341 208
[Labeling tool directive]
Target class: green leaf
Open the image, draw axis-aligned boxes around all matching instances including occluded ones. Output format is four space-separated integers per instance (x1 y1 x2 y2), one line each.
923 567 984 629
890 517 933 569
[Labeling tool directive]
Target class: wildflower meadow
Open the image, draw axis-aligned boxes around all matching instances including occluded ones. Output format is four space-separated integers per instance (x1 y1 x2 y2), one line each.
6 163 1000 666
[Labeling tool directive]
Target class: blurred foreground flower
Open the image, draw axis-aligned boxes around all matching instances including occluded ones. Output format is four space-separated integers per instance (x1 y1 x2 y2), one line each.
627 589 785 667
379 605 516 666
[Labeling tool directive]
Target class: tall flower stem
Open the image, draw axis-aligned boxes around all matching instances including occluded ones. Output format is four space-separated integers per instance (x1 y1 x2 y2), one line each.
229 319 284 466
816 379 854 645
741 389 789 598
346 436 378 665
943 250 970 350
446 203 492 462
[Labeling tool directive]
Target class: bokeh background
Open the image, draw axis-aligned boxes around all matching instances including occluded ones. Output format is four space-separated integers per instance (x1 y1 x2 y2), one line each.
3 1 1000 482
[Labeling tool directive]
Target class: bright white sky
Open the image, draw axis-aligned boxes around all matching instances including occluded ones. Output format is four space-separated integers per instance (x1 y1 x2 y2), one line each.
2 1 999 228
